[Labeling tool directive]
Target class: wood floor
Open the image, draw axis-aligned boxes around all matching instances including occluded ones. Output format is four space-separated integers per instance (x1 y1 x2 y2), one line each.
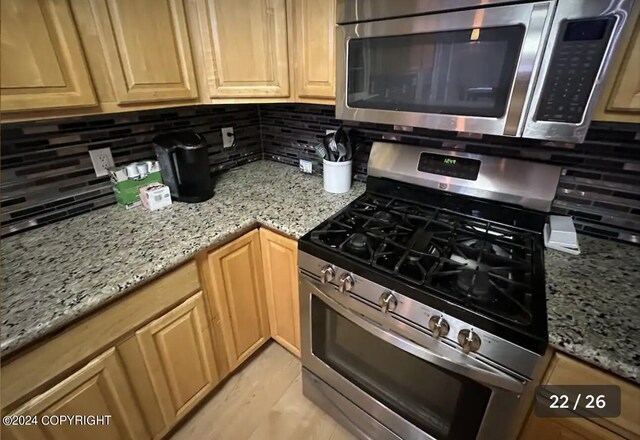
170 342 357 440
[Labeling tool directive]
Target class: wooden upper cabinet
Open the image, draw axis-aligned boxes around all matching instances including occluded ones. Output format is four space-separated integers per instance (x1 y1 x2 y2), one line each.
291 0 336 101
2 348 148 440
81 0 199 104
207 230 270 369
134 291 218 428
594 11 640 122
195 0 290 98
0 0 97 112
260 229 300 357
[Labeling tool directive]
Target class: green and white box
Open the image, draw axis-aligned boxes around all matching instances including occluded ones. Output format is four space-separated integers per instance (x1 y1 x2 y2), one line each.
109 161 163 209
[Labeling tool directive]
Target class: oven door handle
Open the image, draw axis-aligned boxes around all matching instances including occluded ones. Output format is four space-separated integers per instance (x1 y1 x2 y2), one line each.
307 278 524 394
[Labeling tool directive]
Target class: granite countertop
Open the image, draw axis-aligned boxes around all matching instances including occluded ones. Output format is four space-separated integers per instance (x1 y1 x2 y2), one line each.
2 161 638 384
1 161 365 356
545 236 640 384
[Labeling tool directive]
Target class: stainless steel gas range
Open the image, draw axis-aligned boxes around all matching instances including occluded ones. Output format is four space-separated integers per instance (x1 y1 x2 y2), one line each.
298 142 562 440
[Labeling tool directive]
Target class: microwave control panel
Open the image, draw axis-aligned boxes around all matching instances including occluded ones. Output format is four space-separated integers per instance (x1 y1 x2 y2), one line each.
536 17 615 124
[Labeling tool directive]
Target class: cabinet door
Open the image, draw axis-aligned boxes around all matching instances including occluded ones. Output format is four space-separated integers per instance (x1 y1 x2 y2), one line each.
135 291 218 427
207 230 270 369
84 0 199 104
291 0 335 100
260 229 300 357
520 415 623 440
198 0 290 98
594 13 640 122
0 0 96 112
604 21 640 113
2 348 147 440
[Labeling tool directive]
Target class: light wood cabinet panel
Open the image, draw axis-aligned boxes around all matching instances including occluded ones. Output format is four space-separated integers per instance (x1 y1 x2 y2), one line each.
594 9 640 122
135 291 219 428
2 348 148 440
2 262 200 411
520 415 623 440
291 0 335 101
207 230 270 369
260 229 300 357
519 352 640 440
0 0 97 112
195 0 290 98
79 0 199 104
544 353 640 439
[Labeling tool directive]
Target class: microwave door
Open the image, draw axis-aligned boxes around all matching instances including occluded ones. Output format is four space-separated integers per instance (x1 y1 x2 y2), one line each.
336 1 554 137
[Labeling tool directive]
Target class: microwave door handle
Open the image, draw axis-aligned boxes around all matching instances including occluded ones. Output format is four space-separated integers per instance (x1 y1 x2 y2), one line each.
503 3 552 136
306 277 524 393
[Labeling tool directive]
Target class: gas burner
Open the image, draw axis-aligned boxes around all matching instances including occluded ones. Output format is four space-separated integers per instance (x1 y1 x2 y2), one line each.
308 193 538 327
462 239 510 258
344 233 371 258
375 210 397 225
456 269 492 300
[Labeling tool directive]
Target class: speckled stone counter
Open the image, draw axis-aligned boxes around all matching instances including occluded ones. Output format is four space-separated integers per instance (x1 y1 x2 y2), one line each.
3 163 639 385
1 161 364 356
546 235 640 384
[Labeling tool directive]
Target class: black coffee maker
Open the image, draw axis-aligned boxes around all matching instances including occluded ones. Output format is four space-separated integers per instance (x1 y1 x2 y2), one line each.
152 131 214 203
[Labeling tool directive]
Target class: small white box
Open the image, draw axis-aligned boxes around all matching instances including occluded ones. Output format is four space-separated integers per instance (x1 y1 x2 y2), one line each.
138 184 172 211
544 215 580 254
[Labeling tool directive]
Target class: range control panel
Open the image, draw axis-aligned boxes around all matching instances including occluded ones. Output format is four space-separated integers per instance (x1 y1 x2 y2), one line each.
417 152 481 181
536 17 615 123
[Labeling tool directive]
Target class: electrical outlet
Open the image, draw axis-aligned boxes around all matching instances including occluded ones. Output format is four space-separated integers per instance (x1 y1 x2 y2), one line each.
221 127 234 148
299 159 313 174
89 147 114 177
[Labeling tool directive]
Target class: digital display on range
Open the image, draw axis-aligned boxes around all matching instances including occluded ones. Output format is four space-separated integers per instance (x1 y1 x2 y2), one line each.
417 152 481 180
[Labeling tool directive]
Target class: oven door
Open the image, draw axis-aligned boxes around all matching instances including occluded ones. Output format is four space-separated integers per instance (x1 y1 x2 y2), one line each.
300 275 527 440
336 1 554 137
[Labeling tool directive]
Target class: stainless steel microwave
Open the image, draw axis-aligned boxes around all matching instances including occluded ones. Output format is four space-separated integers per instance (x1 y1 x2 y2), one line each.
336 0 636 143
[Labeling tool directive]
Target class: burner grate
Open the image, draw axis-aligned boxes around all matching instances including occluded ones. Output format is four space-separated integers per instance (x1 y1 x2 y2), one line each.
310 194 537 326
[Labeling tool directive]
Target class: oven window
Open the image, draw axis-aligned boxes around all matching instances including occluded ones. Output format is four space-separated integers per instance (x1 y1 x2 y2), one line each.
312 296 491 439
347 26 525 118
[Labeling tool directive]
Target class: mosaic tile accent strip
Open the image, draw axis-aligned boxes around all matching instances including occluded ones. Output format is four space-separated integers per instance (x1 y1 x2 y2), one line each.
1 105 261 236
260 104 640 244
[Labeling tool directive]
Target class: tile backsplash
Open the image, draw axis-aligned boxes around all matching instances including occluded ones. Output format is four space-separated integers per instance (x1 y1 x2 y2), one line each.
261 104 640 244
1 105 261 236
2 103 639 243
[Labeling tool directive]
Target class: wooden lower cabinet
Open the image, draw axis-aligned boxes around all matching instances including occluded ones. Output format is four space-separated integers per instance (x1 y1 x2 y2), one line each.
520 415 623 440
519 353 640 440
130 291 219 435
2 348 148 440
260 229 301 357
206 229 270 370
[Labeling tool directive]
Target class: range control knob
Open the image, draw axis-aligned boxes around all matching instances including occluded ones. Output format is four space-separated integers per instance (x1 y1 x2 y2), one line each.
338 273 354 293
428 315 450 339
320 265 335 284
458 329 481 354
378 292 397 313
